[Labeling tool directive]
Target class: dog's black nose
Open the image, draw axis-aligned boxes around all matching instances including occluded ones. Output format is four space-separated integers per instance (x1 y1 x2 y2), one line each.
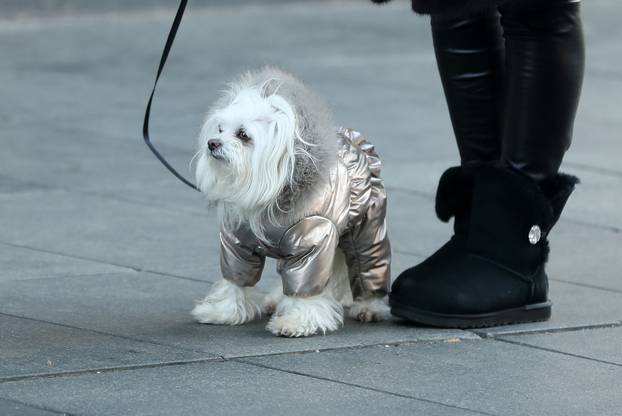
207 139 222 152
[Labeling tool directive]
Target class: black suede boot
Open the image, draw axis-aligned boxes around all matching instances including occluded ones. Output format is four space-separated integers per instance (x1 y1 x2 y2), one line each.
390 165 578 328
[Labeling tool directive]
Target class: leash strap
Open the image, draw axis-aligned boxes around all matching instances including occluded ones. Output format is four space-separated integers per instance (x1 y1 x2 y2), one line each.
142 0 200 191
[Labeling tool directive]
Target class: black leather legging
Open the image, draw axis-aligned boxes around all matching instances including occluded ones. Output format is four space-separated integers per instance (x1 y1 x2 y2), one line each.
431 0 585 180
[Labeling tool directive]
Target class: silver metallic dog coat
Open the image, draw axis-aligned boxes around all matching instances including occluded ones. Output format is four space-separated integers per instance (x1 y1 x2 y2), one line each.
219 128 391 299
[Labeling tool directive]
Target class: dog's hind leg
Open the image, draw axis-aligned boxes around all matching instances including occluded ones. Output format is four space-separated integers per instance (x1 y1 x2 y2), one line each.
325 248 353 307
340 181 392 323
348 297 391 323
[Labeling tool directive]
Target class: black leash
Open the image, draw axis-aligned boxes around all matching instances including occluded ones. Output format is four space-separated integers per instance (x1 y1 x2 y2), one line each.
142 0 200 191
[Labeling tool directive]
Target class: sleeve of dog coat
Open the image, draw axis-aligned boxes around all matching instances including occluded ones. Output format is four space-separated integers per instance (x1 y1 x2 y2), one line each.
219 226 265 287
339 182 391 300
277 216 339 297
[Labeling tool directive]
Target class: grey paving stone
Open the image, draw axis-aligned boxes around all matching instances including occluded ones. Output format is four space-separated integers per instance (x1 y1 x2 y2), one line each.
0 123 203 212
244 339 622 416
0 271 475 359
0 360 482 416
499 326 622 366
0 244 126 282
549 220 622 292
472 279 622 337
0 314 214 380
0 398 60 416
568 114 622 175
0 271 204 341
549 168 622 230
0 190 218 281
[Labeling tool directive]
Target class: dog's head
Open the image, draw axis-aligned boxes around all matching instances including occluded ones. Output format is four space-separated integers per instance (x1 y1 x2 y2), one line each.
195 68 334 226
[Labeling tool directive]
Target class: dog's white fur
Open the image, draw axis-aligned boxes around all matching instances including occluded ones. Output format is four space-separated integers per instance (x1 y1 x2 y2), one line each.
191 279 267 326
191 67 389 337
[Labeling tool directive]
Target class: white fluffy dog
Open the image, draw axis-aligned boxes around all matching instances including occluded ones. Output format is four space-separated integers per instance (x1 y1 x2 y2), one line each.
191 68 391 337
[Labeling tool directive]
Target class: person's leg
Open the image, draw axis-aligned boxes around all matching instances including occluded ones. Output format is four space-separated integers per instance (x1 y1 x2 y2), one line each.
390 0 584 328
427 11 505 239
431 11 504 164
500 0 585 180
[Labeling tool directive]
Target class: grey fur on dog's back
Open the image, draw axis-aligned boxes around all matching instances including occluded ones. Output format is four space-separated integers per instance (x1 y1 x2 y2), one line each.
224 67 339 197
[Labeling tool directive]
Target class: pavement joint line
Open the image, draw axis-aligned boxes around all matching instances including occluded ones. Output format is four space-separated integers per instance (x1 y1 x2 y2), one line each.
565 161 622 178
2 175 208 218
49 186 622 237
0 337 484 386
493 337 622 368
2 318 620 390
0 396 79 416
0 174 54 192
0 310 483 382
0 240 209 284
3 172 620 234
0 356 225 385
0 312 485 381
549 277 622 295
0 311 216 357
588 67 622 83
385 185 621 234
474 321 622 339
392 248 426 258
66 187 208 218
558 216 621 234
25 181 622 235
1 184 209 219
221 334 483 361
234 358 500 416
0 271 124 283
385 185 434 200
0 0 343 22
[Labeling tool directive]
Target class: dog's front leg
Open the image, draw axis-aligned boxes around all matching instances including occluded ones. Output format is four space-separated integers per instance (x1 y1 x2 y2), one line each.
266 216 344 337
266 291 344 337
192 279 268 325
192 227 268 325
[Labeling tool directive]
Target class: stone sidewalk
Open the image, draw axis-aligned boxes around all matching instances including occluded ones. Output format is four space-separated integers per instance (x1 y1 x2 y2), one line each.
0 1 620 415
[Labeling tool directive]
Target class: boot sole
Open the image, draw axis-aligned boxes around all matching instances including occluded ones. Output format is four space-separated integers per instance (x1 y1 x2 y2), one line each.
389 296 551 329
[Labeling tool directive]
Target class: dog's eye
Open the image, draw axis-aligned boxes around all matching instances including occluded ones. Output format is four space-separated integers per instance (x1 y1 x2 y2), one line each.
217 125 223 134
236 128 251 143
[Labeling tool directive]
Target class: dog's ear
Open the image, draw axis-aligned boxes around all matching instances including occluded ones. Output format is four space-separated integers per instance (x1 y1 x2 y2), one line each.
265 94 297 147
252 93 297 192
259 77 282 98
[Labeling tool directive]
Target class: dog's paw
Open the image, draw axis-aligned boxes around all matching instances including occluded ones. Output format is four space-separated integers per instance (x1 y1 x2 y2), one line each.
266 315 318 337
266 294 344 337
348 297 391 323
191 279 265 325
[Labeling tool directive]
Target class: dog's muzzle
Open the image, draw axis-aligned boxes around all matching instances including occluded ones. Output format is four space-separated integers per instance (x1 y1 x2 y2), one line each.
207 139 225 160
